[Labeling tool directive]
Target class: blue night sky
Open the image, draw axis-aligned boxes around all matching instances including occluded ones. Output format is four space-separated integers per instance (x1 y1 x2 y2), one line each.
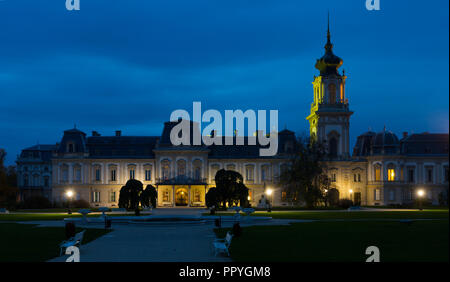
0 0 448 165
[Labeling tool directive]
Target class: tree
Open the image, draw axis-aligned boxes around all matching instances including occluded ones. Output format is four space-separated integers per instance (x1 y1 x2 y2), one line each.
326 188 340 207
214 169 249 208
205 187 219 208
0 149 18 209
141 184 157 208
280 136 329 208
118 179 144 210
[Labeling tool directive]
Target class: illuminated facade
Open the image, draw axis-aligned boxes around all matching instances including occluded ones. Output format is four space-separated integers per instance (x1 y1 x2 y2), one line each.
309 21 449 206
26 124 294 208
16 20 449 208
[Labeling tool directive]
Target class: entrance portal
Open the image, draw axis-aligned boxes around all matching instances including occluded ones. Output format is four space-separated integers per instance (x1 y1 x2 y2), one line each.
175 188 188 206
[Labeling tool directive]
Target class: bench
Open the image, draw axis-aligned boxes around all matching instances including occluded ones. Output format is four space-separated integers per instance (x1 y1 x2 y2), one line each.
213 231 233 256
59 230 86 256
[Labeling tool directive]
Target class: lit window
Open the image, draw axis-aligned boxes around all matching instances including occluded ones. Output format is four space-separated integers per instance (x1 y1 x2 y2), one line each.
374 165 381 181
110 191 116 202
163 190 170 202
281 191 287 201
388 168 395 181
331 173 336 182
194 189 201 202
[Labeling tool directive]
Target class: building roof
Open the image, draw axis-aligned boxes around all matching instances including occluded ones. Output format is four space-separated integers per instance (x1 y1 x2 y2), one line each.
400 133 449 156
87 136 160 158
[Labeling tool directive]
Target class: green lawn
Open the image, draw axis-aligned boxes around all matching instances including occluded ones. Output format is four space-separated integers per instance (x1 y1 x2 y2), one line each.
206 210 449 220
0 223 111 262
0 213 132 221
215 220 449 262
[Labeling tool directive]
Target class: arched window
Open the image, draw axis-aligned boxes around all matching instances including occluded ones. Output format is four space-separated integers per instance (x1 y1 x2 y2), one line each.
329 137 338 158
128 165 136 180
67 142 75 153
193 160 202 180
387 164 396 182
328 83 336 104
73 164 82 182
61 164 69 183
245 165 254 181
261 165 270 181
177 159 186 177
161 160 170 180
226 164 236 171
23 174 29 186
374 164 382 181
33 174 40 186
210 164 220 180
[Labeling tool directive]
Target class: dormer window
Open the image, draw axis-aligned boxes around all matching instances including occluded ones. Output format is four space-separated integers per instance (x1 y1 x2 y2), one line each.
67 143 75 153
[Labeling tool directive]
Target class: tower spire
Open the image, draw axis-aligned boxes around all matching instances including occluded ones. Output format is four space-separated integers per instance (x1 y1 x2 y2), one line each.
327 11 330 43
325 11 333 51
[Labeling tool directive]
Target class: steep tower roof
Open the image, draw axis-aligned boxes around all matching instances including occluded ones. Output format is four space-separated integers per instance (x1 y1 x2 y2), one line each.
315 13 343 76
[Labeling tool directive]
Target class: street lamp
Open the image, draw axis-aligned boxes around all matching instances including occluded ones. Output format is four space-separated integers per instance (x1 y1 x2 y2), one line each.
417 189 425 211
66 190 74 214
349 189 353 204
265 188 273 212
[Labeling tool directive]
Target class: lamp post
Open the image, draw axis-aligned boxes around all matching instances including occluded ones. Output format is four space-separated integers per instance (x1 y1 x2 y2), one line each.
66 190 74 214
417 189 425 211
266 188 273 212
349 189 353 205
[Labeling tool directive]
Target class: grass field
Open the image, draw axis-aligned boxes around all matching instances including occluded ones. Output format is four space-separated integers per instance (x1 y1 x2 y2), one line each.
0 223 111 262
0 213 133 221
206 209 449 220
215 220 449 262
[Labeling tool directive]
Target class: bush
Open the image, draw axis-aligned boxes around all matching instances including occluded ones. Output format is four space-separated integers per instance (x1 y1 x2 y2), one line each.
65 222 76 239
70 199 90 208
438 191 449 206
232 222 242 237
21 196 52 209
338 198 353 209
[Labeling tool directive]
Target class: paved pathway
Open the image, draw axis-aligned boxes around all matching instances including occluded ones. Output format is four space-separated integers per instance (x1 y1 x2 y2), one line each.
43 208 305 262
27 207 435 262
48 223 232 262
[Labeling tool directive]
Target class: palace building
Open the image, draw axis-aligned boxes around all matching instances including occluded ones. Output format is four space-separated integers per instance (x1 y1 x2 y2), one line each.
16 22 449 208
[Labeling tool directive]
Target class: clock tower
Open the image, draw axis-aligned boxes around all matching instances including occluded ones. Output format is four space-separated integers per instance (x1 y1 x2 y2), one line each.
306 17 353 159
